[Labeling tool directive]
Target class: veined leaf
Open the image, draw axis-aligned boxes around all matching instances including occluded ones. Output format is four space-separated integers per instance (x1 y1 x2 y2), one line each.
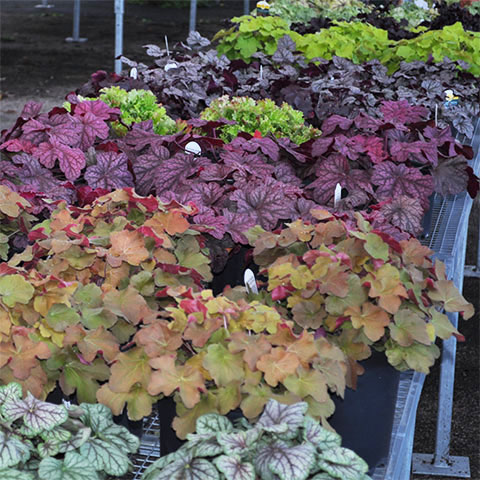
0 469 35 480
317 446 369 480
38 451 99 480
216 429 260 456
0 382 22 404
196 413 233 435
0 431 31 469
215 455 255 480
257 399 308 439
303 416 341 450
78 438 132 477
2 393 68 434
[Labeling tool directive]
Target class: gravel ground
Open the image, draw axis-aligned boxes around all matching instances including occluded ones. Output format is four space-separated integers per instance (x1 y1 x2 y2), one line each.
1 2 479 478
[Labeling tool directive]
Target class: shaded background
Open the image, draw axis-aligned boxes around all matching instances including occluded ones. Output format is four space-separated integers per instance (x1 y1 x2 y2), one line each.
1 2 479 478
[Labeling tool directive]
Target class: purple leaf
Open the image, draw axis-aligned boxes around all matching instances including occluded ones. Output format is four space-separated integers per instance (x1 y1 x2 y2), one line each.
230 179 294 230
73 112 110 150
308 155 373 205
193 213 228 240
274 162 303 186
20 101 43 120
132 146 171 195
16 156 62 192
321 115 353 135
48 114 81 146
371 162 434 208
21 119 49 145
354 113 383 131
199 164 234 181
423 125 453 147
74 99 120 121
221 209 257 244
390 140 438 166
230 136 280 162
178 182 226 209
354 135 387 164
333 134 364 160
121 121 173 155
432 157 469 196
32 138 86 181
0 160 20 178
380 100 428 126
380 195 424 235
276 137 309 163
291 197 318 221
311 137 334 157
84 151 134 190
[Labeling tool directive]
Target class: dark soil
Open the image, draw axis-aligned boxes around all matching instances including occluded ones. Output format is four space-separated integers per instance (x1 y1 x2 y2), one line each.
0 2 479 479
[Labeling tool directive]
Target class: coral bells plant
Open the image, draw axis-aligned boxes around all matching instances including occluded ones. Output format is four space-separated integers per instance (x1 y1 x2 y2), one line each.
0 187 213 420
250 210 474 374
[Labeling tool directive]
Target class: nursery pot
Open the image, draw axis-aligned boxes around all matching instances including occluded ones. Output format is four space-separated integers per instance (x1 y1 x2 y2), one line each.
328 350 401 473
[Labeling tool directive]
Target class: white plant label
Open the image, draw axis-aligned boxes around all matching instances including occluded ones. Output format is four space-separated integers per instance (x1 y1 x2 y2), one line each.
334 183 342 207
185 141 202 155
244 269 258 295
164 62 178 71
165 35 170 56
130 67 138 79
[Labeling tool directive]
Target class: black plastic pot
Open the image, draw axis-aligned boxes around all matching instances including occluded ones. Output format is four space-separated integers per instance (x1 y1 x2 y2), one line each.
328 350 401 473
419 193 436 241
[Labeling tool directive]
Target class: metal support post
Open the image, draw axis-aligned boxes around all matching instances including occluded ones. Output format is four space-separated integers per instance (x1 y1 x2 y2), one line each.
189 0 197 32
463 215 480 278
65 0 87 43
35 0 54 8
114 0 125 74
244 0 250 15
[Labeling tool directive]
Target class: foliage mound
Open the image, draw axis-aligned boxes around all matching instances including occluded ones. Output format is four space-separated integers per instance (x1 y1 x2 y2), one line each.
143 399 371 480
0 382 139 479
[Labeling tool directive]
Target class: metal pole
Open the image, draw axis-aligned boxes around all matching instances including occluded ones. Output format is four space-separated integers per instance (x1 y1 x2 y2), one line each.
115 0 125 74
244 0 250 15
189 0 197 32
65 0 87 43
35 0 54 8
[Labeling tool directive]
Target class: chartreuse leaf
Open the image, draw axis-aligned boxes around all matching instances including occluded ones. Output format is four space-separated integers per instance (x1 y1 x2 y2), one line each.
2 393 68 434
257 399 308 439
215 455 255 480
0 274 34 307
428 279 474 319
38 451 99 480
385 340 440 373
0 430 31 468
317 446 369 480
390 308 431 346
429 308 459 340
203 344 244 387
255 440 316 480
0 469 34 480
303 416 341 450
142 449 219 480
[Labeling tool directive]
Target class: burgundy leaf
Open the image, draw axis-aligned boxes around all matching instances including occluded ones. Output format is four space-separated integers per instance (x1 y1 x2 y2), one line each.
308 155 373 205
178 183 226 209
333 134 364 160
390 140 438 166
199 163 234 181
380 100 428 126
73 112 110 150
230 136 280 162
76 185 110 207
221 209 257 244
321 115 353 135
432 157 469 196
466 167 480 198
311 137 334 157
20 101 43 120
132 146 171 195
84 151 134 190
354 135 387 164
47 114 81 146
193 212 228 240
380 196 424 235
32 138 86 181
372 162 434 208
74 99 120 121
230 179 294 230
15 156 59 192
121 121 173 155
354 113 383 131
276 137 309 163
0 138 35 154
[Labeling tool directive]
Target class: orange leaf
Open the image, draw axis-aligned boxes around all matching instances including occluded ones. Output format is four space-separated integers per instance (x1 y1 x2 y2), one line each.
256 347 300 387
109 230 149 266
345 302 391 342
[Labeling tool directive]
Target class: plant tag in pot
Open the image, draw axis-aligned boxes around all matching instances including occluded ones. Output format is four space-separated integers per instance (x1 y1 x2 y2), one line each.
185 141 202 155
130 67 138 79
164 62 178 71
334 183 342 207
244 268 258 294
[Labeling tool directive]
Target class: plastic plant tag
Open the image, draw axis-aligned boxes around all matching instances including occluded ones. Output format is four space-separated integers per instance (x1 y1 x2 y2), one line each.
444 89 459 108
164 62 178 71
185 141 202 155
257 0 270 15
260 64 263 80
129 67 138 79
165 35 170 56
244 269 258 294
334 183 342 207
435 104 438 127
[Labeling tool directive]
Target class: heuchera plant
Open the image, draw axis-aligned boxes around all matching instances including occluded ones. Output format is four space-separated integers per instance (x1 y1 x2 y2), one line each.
0 188 212 420
142 399 371 480
0 382 139 480
200 95 319 144
249 210 474 374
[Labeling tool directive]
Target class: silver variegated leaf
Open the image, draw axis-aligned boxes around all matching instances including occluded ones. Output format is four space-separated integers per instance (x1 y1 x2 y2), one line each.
41 427 72 443
317 446 369 480
192 437 223 457
2 393 68 434
186 433 215 448
215 455 255 480
256 440 316 480
141 451 182 480
18 424 39 438
303 417 341 450
38 451 99 480
79 403 113 433
142 450 220 480
310 474 336 480
0 382 22 405
37 440 61 458
98 423 140 455
0 431 31 468
257 399 308 439
79 438 131 477
216 429 260 456
196 413 233 435
0 468 35 480
58 427 91 453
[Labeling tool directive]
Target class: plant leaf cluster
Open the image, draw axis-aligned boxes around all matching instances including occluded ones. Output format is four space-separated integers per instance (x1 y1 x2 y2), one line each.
143 399 371 480
0 381 139 479
249 211 474 374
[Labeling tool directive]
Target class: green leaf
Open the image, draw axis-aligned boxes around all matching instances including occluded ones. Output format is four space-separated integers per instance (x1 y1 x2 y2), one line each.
390 309 431 346
38 451 99 480
203 344 245 387
57 427 91 454
196 413 234 435
2 393 68 434
256 440 316 480
78 438 132 477
364 233 389 261
41 427 72 443
46 304 81 332
0 469 35 480
257 399 308 439
215 455 255 480
0 431 31 469
303 416 341 449
142 450 220 480
0 274 34 307
37 440 61 458
317 446 369 480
